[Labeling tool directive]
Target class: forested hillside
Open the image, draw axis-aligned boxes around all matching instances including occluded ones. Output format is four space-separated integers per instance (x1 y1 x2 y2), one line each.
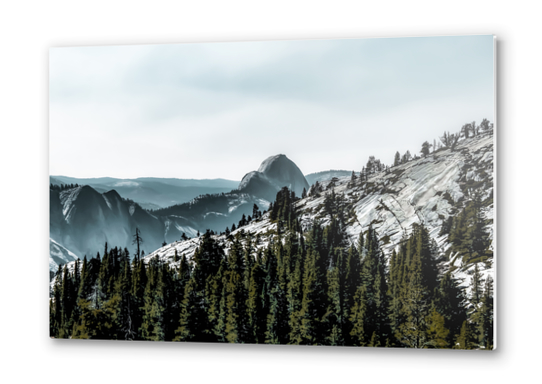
50 121 494 349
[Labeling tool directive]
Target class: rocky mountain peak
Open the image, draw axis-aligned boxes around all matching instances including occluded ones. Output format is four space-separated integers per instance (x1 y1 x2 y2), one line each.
239 154 309 199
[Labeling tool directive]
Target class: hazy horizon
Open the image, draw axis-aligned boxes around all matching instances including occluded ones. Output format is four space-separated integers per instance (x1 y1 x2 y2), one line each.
50 35 494 180
50 154 356 181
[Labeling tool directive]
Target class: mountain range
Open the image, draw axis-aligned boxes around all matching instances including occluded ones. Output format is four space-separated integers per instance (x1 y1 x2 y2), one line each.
50 176 239 210
50 128 495 348
143 131 494 293
50 130 494 297
49 154 311 270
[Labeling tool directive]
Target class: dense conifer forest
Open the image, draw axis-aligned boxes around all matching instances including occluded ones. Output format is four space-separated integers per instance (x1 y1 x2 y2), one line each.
50 186 493 348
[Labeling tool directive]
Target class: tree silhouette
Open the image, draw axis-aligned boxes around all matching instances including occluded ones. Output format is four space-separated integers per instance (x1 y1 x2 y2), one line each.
132 228 143 259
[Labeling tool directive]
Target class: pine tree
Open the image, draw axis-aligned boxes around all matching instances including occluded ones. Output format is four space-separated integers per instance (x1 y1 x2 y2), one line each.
50 265 63 337
421 141 432 157
479 276 494 350
349 284 368 346
433 272 467 347
133 228 143 259
238 214 247 228
349 171 358 188
325 249 344 346
393 225 437 348
396 261 428 348
72 298 116 340
264 240 289 344
59 266 75 338
440 131 460 151
416 225 439 296
350 226 390 346
175 278 194 341
131 258 147 339
388 248 403 344
246 255 266 343
454 321 474 349
287 254 303 344
141 260 166 341
96 250 111 305
467 263 485 347
402 150 411 163
342 245 361 345
224 240 246 343
264 244 280 344
470 264 484 309
78 256 92 300
175 232 225 341
207 257 226 342
298 248 318 344
461 123 470 139
114 255 134 340
480 118 492 132
49 298 56 338
425 307 450 348
394 151 401 167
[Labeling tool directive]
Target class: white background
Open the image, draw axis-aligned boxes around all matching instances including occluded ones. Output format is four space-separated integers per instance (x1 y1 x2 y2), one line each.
1 1 539 383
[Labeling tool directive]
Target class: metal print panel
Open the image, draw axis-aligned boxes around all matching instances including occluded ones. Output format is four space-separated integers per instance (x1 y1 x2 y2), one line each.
49 35 495 349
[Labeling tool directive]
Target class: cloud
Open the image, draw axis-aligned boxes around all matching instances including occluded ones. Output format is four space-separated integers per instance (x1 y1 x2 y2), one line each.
49 35 494 179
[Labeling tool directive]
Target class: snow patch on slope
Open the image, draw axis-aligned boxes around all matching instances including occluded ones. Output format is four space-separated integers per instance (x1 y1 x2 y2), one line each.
50 238 79 273
102 194 112 210
59 186 83 224
144 211 277 265
174 224 198 238
228 197 248 213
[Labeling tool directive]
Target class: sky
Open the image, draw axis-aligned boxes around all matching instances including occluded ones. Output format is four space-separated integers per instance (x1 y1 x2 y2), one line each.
49 35 495 181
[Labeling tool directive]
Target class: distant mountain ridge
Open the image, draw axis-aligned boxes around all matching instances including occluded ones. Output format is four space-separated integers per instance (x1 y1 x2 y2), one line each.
50 176 239 208
50 185 175 261
305 170 353 186
49 154 311 273
152 154 310 236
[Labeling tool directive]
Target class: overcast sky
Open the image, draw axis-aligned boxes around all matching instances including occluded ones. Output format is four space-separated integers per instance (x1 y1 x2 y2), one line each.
50 35 494 180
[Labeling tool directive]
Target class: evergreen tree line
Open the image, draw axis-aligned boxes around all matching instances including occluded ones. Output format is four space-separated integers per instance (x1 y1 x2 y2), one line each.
150 192 240 215
439 197 493 266
50 183 80 191
387 223 493 349
392 118 494 168
50 191 493 348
